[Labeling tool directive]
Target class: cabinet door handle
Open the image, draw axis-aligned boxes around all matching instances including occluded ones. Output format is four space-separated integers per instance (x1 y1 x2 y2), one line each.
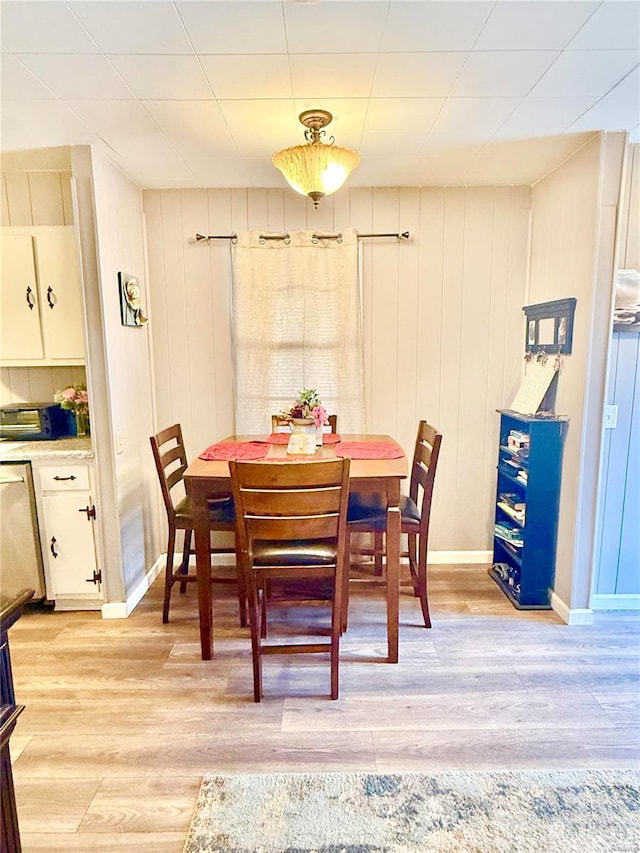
50 537 58 558
53 475 76 481
85 570 102 585
26 286 36 310
78 504 96 520
46 286 57 309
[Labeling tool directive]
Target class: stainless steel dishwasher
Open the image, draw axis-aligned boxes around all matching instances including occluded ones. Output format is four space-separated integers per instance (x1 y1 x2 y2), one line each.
0 461 46 599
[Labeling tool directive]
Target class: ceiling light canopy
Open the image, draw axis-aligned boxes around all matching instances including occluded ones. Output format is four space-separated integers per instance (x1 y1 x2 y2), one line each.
272 109 360 208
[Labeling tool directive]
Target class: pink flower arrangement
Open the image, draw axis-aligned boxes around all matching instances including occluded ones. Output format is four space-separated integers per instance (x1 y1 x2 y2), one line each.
278 387 329 426
55 383 89 416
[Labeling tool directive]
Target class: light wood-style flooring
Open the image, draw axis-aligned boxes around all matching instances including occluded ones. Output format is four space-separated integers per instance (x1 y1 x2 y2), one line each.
8 564 640 852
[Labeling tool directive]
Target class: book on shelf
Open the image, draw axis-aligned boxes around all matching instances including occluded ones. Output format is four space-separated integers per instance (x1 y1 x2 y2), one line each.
494 523 524 547
497 501 526 523
499 492 525 511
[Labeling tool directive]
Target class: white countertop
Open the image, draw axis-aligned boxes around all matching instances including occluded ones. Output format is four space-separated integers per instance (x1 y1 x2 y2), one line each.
0 437 94 461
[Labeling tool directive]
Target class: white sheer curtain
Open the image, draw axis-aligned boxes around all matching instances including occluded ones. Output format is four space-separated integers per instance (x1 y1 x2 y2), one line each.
231 227 365 434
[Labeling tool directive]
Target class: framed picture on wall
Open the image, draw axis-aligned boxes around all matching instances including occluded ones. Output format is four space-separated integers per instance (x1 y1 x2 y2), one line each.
613 270 640 332
118 272 148 327
523 298 576 354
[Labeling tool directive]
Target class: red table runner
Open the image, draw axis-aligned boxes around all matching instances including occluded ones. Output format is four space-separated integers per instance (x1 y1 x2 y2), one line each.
267 432 341 445
334 440 404 459
199 441 269 461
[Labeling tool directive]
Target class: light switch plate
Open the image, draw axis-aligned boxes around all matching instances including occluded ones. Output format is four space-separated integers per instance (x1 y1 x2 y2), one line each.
604 405 618 429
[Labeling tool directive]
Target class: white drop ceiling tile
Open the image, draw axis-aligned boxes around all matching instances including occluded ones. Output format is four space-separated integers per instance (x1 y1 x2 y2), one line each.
16 54 134 100
532 50 639 97
365 98 444 133
284 1 388 54
1 54 56 100
217 100 299 156
492 96 598 141
188 156 253 188
567 1 640 50
108 56 212 100
176 1 286 54
243 158 290 189
372 53 467 98
568 67 640 133
290 54 378 99
426 98 521 149
450 51 560 98
68 1 193 54
118 151 196 189
360 131 429 157
64 99 173 157
1 1 98 54
1 99 98 150
475 1 599 50
143 100 238 158
200 55 292 100
382 1 493 51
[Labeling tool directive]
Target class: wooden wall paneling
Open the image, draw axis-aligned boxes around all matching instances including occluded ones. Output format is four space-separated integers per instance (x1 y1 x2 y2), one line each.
395 188 421 445
369 187 401 438
160 190 192 446
246 188 269 232
230 188 249 234
27 173 65 225
61 172 74 225
1 175 10 226
456 188 496 549
332 191 351 233
266 188 285 233
594 335 618 594
309 194 335 233
283 190 309 231
350 188 374 431
614 333 639 593
624 145 639 268
416 188 444 428
504 188 532 406
4 172 33 225
142 190 171 434
437 187 465 550
181 189 218 453
207 189 235 440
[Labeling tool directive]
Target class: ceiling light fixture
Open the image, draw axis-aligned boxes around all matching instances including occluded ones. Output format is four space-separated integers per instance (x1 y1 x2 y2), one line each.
272 109 360 208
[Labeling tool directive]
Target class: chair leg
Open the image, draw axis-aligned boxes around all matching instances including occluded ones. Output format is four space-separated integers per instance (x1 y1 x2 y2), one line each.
331 571 344 699
407 531 419 596
341 533 351 633
178 529 192 594
373 531 384 575
416 536 431 629
246 573 263 702
234 532 248 628
162 524 177 624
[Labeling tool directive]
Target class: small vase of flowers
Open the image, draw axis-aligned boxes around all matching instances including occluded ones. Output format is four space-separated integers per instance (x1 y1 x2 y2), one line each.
55 383 90 436
279 387 329 445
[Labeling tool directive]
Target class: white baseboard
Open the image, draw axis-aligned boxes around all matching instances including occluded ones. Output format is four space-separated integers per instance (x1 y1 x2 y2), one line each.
550 591 594 625
101 556 164 619
429 550 492 565
591 594 640 611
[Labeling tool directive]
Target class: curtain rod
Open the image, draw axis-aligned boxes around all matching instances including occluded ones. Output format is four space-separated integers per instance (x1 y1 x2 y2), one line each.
193 230 410 244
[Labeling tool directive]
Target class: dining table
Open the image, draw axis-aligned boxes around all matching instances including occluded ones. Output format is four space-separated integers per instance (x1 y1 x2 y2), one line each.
183 433 407 663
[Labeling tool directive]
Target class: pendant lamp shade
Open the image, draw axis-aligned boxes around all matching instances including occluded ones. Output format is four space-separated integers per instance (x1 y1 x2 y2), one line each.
272 110 360 208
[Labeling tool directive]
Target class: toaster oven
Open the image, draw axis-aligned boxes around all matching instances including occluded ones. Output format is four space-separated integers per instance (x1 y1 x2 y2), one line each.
0 403 73 441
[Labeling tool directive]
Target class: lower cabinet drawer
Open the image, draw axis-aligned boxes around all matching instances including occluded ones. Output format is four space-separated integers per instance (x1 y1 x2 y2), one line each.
39 464 90 491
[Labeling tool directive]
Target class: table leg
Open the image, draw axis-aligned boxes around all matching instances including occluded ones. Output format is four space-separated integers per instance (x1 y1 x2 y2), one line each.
386 481 401 664
192 481 214 660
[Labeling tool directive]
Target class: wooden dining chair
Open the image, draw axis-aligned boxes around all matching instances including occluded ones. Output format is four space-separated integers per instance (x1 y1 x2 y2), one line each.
271 414 338 433
347 421 442 628
150 424 246 626
230 458 350 702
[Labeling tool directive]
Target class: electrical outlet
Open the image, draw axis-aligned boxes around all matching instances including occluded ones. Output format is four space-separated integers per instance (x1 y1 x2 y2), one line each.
604 405 618 429
115 431 125 454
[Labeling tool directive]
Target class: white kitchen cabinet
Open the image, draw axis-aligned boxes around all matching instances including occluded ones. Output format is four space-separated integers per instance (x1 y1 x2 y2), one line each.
37 462 103 608
0 226 85 365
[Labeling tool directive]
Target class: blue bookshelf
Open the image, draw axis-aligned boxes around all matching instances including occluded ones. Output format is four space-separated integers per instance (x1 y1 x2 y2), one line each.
489 410 568 609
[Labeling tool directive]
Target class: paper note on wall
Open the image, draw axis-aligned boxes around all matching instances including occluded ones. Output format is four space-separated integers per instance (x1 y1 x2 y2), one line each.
510 360 558 415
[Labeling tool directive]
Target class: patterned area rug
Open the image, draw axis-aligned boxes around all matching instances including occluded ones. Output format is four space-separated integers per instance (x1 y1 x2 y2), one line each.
183 769 640 853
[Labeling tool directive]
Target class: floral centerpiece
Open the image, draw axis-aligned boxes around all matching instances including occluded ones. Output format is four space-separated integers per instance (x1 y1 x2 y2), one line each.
279 387 328 428
55 383 90 436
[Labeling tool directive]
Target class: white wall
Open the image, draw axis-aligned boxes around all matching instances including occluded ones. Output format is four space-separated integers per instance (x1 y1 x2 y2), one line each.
143 184 532 554
79 147 160 599
528 132 626 612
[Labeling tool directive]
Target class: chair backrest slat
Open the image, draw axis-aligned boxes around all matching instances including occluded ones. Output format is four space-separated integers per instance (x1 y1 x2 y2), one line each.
409 421 442 536
150 423 189 518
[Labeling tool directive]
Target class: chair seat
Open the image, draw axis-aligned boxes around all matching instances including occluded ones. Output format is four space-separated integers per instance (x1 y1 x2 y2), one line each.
252 539 337 566
347 494 420 530
174 494 236 526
